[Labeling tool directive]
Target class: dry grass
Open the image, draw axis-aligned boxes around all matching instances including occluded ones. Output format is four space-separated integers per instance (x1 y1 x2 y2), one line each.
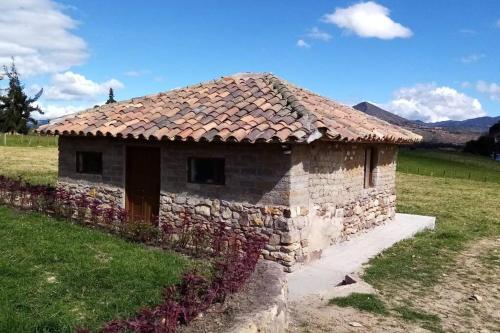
0 146 58 185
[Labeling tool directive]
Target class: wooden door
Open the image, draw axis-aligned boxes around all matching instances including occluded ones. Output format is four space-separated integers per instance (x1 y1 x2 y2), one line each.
125 146 160 224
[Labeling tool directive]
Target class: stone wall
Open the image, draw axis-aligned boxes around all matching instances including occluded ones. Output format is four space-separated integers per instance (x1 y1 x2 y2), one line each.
288 142 398 264
57 137 399 271
225 261 288 333
159 142 299 270
58 136 125 206
160 193 300 270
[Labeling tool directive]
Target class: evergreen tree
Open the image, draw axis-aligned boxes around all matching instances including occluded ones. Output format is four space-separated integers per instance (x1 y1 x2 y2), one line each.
105 87 116 104
0 61 43 134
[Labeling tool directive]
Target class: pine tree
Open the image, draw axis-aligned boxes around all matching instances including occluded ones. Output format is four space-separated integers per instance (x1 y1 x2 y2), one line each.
0 61 43 134
105 87 116 104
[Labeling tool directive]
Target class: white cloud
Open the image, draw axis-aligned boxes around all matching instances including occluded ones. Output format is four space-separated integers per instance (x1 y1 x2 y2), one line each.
34 102 94 120
306 27 332 41
0 0 87 76
296 39 310 48
124 69 151 77
460 53 485 64
322 1 412 40
385 83 485 122
476 81 500 101
42 71 124 101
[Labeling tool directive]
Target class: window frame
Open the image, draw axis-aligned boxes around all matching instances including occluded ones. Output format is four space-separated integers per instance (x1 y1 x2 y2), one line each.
363 147 377 188
187 157 225 185
76 151 103 175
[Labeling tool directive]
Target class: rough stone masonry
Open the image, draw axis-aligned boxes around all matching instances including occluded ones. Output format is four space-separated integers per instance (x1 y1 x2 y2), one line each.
57 136 397 272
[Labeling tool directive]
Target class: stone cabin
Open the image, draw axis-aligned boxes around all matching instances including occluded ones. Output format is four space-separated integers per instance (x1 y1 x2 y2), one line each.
39 73 421 271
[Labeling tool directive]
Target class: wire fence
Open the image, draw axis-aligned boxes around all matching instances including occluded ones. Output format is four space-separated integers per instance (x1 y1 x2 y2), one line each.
397 166 499 183
0 133 58 147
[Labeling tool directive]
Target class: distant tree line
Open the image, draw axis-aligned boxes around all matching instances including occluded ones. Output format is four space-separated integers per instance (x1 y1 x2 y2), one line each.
464 121 500 159
0 61 44 134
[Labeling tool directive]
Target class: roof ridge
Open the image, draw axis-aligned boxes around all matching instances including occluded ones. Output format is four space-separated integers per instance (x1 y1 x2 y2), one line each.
264 74 316 132
165 72 266 95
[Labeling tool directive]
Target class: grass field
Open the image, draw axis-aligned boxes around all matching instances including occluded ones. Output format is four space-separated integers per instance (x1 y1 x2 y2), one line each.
0 206 190 332
0 146 57 185
398 148 500 183
0 133 58 147
364 173 500 288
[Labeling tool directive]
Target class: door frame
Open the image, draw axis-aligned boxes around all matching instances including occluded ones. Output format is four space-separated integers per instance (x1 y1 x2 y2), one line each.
124 144 161 224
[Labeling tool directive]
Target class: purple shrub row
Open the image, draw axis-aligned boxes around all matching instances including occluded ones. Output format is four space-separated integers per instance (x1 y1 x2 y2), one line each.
94 229 265 333
0 175 267 333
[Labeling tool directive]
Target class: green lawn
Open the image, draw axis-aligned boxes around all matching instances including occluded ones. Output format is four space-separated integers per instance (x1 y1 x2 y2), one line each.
367 149 500 288
364 173 500 289
398 148 500 183
0 206 190 332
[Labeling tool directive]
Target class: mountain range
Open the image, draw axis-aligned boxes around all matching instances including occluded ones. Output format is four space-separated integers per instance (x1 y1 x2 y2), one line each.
353 102 500 145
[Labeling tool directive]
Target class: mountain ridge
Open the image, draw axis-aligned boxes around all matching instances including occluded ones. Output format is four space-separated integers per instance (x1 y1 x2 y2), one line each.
428 116 500 133
352 101 498 145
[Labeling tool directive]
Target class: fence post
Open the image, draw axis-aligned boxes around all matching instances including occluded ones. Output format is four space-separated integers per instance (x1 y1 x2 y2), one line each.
3 133 5 146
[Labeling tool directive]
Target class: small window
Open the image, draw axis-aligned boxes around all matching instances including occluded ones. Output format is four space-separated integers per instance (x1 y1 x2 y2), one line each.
76 151 102 174
364 148 377 188
188 157 225 185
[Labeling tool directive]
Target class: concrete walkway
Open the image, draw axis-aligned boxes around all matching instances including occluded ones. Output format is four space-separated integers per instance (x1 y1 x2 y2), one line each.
287 213 436 300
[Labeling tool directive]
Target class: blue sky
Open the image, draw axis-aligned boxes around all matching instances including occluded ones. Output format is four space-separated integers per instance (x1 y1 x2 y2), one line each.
1 0 499 122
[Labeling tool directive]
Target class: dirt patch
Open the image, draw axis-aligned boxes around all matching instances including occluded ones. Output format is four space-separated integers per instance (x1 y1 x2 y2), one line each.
402 238 500 332
288 294 427 333
288 238 500 333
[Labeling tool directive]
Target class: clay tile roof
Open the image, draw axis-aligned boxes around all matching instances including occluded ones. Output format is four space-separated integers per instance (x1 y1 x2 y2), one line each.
38 73 421 144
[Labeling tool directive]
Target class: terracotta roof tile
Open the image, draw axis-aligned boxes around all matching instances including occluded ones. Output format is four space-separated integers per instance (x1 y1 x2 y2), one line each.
39 73 421 144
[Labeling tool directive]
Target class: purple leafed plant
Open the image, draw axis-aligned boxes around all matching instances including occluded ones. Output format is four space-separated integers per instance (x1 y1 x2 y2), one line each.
0 175 268 333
